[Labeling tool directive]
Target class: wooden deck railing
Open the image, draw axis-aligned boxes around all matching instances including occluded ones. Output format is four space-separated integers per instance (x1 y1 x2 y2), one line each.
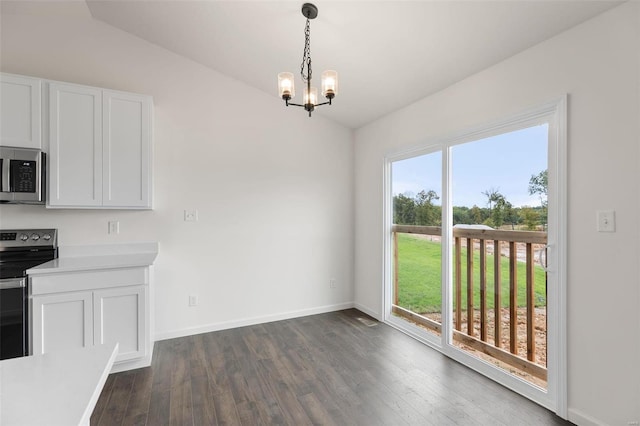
391 224 548 381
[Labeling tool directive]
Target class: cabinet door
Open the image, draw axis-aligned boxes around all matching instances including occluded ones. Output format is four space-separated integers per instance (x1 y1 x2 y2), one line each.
32 292 93 355
48 82 102 206
102 91 152 208
0 73 41 149
93 286 147 362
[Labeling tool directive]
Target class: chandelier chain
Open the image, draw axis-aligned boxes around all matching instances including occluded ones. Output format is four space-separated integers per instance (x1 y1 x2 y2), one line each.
300 18 312 83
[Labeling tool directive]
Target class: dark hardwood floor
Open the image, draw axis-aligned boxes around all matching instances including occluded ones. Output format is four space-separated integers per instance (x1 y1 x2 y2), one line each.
91 309 572 425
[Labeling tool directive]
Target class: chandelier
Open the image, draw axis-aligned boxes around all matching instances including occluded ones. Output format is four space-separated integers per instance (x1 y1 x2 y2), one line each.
278 3 338 117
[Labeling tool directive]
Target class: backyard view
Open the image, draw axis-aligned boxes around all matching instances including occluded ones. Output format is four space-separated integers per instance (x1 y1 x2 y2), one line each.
390 124 549 387
395 233 546 316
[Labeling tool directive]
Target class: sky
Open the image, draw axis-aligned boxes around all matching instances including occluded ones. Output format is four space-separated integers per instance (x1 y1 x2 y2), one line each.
392 124 548 208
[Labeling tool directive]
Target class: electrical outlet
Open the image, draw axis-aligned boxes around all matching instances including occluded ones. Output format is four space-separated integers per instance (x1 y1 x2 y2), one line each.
184 209 198 222
108 221 119 234
329 278 336 289
597 210 615 232
189 294 198 307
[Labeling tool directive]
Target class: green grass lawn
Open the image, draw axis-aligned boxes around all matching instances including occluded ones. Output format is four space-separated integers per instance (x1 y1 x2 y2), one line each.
396 233 546 314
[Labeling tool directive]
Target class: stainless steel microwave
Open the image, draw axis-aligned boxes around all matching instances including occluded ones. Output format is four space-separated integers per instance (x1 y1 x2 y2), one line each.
0 147 45 204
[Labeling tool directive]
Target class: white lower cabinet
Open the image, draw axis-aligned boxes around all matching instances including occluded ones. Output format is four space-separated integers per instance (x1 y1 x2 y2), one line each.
32 291 93 355
93 286 146 362
30 267 151 372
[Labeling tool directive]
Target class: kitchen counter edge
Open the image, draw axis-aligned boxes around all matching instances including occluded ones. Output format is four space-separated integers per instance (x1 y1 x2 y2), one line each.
27 242 158 275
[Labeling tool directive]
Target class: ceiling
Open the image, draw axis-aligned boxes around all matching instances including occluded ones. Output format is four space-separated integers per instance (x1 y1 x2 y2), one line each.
85 0 621 129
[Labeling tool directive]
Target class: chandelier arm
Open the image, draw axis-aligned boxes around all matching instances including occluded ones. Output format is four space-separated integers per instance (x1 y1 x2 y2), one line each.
282 101 331 109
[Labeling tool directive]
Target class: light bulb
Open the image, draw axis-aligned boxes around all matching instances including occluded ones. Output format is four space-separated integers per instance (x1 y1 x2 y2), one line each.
278 72 295 99
304 87 318 105
321 70 338 98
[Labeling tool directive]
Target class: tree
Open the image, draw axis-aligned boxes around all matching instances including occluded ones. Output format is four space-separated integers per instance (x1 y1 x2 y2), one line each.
482 187 502 215
469 205 483 224
479 189 511 228
520 207 540 231
453 206 471 225
528 170 548 207
393 193 416 225
415 190 440 226
528 170 548 228
503 201 519 229
489 194 505 227
416 189 439 205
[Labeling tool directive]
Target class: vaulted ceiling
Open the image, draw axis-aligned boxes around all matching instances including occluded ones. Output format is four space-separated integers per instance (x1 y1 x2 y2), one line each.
86 1 621 129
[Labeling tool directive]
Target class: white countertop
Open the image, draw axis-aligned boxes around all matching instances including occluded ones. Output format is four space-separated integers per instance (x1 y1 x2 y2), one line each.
27 242 158 275
0 344 118 426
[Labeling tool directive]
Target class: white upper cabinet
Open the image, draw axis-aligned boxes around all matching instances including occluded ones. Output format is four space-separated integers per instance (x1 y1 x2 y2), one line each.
102 91 152 208
47 82 153 209
49 82 103 207
0 73 42 149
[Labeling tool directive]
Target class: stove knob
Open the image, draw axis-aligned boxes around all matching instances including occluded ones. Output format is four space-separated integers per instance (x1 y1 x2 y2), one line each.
20 234 29 241
31 234 40 241
43 234 51 241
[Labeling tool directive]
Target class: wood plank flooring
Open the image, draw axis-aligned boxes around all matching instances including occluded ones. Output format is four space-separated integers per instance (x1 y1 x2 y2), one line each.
91 309 572 426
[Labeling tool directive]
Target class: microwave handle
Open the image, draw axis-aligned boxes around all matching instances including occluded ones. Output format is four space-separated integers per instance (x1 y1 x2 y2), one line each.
1 157 9 192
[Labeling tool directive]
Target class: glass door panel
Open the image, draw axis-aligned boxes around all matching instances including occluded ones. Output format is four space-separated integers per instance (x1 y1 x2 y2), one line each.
449 125 549 388
390 152 442 338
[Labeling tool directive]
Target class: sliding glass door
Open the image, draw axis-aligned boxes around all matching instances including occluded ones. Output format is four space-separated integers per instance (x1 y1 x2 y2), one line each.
384 99 566 415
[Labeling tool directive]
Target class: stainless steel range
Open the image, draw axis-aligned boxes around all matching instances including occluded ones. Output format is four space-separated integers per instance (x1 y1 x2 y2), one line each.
0 229 57 360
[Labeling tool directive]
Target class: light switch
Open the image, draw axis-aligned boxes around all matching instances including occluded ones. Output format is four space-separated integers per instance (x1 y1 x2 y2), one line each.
597 210 615 232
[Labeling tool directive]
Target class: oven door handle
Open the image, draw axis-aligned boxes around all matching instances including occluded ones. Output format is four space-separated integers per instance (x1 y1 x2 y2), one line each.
0 277 26 289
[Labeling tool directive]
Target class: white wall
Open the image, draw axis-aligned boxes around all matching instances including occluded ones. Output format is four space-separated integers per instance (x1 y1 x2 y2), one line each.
354 2 640 426
0 3 354 339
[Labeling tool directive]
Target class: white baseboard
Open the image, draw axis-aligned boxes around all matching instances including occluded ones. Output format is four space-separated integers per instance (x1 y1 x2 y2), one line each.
110 342 154 374
568 408 607 426
154 302 355 341
353 302 382 321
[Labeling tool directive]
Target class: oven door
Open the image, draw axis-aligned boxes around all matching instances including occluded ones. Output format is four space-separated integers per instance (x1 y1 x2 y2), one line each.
0 277 27 360
0 247 56 359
